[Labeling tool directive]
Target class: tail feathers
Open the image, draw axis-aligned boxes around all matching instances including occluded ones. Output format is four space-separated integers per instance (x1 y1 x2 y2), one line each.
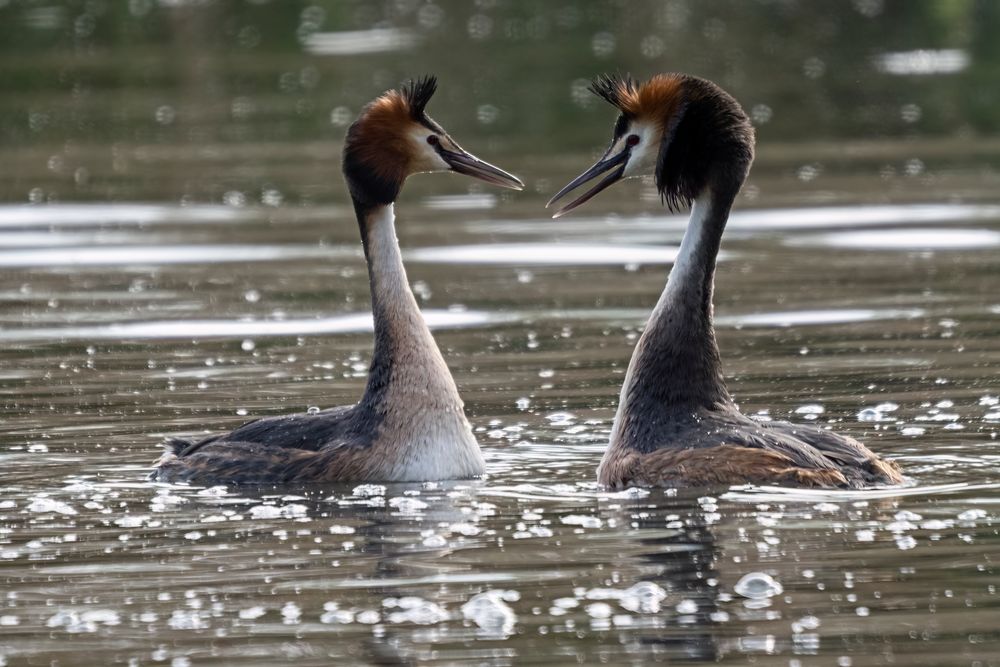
165 438 194 456
149 438 194 478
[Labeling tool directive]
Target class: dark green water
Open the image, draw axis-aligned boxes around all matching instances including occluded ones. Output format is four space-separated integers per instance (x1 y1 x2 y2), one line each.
1 2 999 665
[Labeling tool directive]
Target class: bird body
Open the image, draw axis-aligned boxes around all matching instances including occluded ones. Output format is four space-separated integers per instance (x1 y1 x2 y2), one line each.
152 77 523 486
550 73 902 490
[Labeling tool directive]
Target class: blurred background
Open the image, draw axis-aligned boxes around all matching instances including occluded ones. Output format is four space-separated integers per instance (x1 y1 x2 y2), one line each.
2 0 999 207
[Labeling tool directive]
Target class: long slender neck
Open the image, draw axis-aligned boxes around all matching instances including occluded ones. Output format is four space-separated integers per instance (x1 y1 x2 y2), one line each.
354 201 463 417
611 186 737 447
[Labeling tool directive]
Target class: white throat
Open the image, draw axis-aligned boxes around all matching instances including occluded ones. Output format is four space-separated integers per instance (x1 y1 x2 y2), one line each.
664 192 712 303
362 204 484 481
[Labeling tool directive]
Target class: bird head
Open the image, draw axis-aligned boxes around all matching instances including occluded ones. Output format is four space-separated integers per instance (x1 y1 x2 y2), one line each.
343 76 523 209
548 73 754 218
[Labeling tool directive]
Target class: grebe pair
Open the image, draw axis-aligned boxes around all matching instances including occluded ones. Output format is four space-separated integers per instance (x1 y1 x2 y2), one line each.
152 74 902 489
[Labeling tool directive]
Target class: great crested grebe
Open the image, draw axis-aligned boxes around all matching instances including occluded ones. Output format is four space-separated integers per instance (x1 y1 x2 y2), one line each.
549 73 902 489
152 76 523 485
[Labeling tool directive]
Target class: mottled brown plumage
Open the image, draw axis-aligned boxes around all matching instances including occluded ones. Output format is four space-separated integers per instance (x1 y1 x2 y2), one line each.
552 73 903 490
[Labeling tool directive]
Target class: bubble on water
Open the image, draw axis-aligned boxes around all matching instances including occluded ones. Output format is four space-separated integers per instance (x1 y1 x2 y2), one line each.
895 510 923 521
249 504 308 520
238 606 266 620
319 602 354 624
461 590 517 637
550 597 579 616
792 615 821 632
306 406 320 415
795 404 824 415
734 572 783 599
675 599 698 614
561 514 602 528
585 602 613 619
271 602 298 626
355 610 380 624
388 497 428 514
168 609 206 630
240 339 256 352
114 515 147 528
895 535 917 550
546 411 576 425
979 395 999 406
900 426 925 436
46 609 120 633
244 289 261 303
957 509 987 522
352 484 386 498
857 408 882 422
384 596 449 625
515 397 531 410
615 582 667 613
885 520 917 533
27 497 77 515
421 534 447 548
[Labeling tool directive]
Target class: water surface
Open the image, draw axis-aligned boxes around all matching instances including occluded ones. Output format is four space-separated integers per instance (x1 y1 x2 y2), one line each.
2 2 1000 665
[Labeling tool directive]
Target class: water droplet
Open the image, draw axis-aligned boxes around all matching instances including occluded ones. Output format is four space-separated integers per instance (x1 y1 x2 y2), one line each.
734 572 783 599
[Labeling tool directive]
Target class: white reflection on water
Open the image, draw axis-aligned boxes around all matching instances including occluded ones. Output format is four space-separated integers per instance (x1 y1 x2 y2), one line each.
0 204 248 228
471 204 1000 235
0 245 351 268
719 308 925 328
0 310 505 342
423 194 498 210
722 482 1000 504
0 306 928 343
787 228 1000 250
873 48 970 76
408 243 681 265
302 28 419 55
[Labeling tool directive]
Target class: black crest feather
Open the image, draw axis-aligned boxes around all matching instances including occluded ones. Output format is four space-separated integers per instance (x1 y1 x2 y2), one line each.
403 75 437 120
589 73 637 113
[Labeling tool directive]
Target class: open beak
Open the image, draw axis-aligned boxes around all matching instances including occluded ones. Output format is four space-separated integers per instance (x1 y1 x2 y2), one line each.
546 148 629 218
440 148 524 191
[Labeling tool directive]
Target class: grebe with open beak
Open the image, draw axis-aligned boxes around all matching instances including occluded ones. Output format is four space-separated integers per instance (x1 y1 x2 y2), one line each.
550 73 902 489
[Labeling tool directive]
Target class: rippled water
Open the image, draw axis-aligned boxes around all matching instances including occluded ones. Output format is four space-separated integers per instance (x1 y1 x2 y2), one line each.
2 186 999 665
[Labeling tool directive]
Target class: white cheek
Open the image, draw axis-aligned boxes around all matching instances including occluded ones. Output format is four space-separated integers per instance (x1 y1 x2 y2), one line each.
621 124 660 178
409 130 450 173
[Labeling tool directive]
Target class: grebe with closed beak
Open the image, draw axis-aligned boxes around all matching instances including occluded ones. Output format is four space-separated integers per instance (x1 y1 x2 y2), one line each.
152 76 523 485
549 73 902 489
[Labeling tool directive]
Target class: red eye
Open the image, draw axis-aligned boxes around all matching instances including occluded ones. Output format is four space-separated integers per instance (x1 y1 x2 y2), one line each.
426 135 440 146
626 134 640 147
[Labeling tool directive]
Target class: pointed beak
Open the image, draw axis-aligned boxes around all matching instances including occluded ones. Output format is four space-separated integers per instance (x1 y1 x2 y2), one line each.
439 147 524 191
546 148 629 218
